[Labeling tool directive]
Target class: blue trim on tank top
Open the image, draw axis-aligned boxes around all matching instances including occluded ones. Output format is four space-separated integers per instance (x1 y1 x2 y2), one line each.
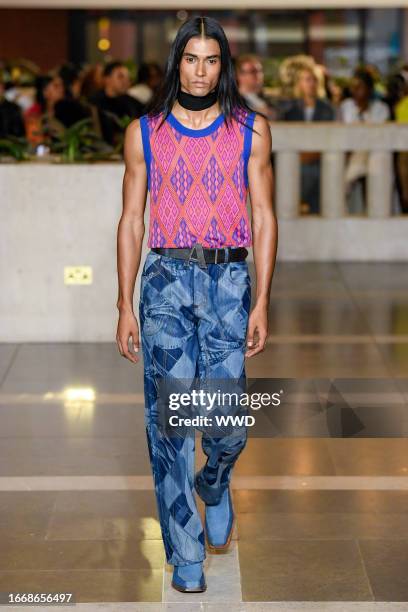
140 114 151 190
243 111 256 189
166 111 225 137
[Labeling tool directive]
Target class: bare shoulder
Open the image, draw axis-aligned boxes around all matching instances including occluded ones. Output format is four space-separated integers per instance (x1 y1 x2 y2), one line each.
124 117 144 164
125 117 142 140
251 112 272 156
252 112 270 134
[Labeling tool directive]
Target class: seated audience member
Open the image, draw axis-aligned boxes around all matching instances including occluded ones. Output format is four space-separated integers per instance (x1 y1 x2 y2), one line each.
128 62 163 108
88 61 144 146
3 62 37 113
395 69 408 214
54 64 91 128
25 74 64 119
24 74 65 145
340 68 390 123
339 68 390 214
80 64 104 100
235 54 278 121
282 66 335 214
326 76 347 120
0 73 25 138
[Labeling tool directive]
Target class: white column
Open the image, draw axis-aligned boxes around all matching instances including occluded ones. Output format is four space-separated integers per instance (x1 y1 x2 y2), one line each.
320 152 346 218
275 151 300 219
367 151 393 218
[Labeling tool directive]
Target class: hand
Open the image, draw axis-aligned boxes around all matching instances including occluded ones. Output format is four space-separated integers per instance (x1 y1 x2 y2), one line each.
116 310 140 363
245 302 269 358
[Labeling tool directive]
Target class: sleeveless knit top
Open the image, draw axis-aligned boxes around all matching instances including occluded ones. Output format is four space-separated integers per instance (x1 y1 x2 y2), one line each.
140 108 256 249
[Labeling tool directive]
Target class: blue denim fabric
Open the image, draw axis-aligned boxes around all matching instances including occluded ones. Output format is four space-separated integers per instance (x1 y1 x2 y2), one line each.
139 249 251 566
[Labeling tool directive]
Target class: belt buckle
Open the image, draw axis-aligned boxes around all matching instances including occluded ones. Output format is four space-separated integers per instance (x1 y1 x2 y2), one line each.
186 245 196 265
189 244 207 269
196 244 207 269
215 248 227 264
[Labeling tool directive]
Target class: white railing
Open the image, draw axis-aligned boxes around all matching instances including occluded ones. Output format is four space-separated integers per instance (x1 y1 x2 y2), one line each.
271 122 408 219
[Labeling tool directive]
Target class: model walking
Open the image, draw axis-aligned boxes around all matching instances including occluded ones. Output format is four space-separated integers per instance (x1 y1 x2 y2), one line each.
116 16 277 593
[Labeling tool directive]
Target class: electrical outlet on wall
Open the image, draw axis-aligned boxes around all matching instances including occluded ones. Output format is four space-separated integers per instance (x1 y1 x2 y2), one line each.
64 266 93 285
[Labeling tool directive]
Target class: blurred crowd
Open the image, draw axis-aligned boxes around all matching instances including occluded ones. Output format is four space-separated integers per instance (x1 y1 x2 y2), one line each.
1 55 408 213
236 54 408 215
0 61 161 148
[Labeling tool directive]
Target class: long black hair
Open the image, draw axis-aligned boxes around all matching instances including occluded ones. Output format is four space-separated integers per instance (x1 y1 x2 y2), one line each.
145 16 264 135
35 75 54 112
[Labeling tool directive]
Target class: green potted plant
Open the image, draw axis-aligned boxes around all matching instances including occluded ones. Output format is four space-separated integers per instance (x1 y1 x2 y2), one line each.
45 117 118 163
0 136 30 162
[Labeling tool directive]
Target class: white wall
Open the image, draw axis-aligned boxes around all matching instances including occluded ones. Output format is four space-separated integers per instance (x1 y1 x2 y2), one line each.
1 163 127 342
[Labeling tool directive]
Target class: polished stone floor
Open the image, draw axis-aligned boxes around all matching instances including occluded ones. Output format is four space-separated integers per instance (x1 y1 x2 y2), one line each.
1 262 408 610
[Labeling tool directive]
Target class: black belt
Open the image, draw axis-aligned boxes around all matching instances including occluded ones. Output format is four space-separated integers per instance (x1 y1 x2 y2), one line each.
151 244 248 266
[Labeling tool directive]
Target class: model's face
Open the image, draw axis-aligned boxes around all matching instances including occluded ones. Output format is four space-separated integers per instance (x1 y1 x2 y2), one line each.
107 66 130 95
237 60 264 93
179 36 221 96
297 70 317 98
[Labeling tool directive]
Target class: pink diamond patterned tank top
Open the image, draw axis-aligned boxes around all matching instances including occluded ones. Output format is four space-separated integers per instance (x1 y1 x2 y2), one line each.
140 107 256 249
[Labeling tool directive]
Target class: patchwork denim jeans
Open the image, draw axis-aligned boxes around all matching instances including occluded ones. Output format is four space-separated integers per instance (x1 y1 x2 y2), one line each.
139 249 251 566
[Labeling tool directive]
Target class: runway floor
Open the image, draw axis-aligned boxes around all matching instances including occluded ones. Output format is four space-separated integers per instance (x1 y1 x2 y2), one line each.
1 261 408 610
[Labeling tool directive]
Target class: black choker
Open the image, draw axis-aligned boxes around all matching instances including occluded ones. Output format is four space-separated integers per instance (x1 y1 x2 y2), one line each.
177 88 218 111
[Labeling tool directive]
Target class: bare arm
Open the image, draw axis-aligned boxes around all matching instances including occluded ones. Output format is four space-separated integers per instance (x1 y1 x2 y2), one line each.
116 118 147 363
245 113 278 357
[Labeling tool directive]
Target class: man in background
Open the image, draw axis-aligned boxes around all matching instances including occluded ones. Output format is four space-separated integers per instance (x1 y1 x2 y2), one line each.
89 61 143 147
235 54 278 121
128 62 163 108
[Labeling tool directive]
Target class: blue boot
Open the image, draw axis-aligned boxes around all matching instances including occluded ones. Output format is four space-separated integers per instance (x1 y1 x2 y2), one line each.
171 561 206 593
195 466 224 505
205 487 234 552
